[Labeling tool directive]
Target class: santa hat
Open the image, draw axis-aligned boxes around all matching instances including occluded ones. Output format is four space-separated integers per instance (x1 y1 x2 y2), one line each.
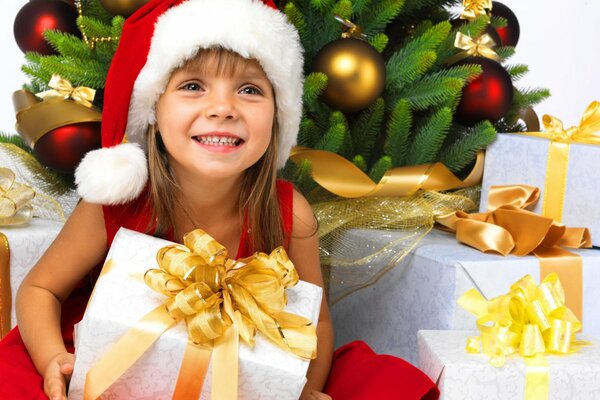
75 0 304 204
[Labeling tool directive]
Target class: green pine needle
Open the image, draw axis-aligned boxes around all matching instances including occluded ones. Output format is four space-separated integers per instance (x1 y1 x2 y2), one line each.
368 155 392 182
352 154 368 172
368 33 389 53
350 98 385 161
303 72 328 110
407 107 453 165
384 99 412 166
438 121 496 172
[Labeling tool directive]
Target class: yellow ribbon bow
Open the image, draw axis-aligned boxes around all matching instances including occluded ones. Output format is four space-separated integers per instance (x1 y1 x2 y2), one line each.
459 273 585 399
36 74 96 108
84 229 317 400
460 0 492 20
0 168 35 226
449 32 500 63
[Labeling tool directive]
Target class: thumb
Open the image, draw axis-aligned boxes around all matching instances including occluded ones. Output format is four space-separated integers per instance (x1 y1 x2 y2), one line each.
57 354 75 375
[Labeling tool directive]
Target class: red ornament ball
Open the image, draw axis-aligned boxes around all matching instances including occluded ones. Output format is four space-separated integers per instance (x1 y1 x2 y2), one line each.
13 0 80 55
34 122 101 174
491 2 520 47
454 56 513 125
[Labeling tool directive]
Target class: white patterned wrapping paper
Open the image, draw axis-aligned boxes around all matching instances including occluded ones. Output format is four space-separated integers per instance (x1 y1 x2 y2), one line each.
2 218 63 328
68 228 322 400
329 229 600 365
480 133 600 246
417 330 600 400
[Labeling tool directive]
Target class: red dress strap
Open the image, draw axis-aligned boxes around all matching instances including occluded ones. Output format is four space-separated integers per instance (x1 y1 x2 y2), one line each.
102 189 157 247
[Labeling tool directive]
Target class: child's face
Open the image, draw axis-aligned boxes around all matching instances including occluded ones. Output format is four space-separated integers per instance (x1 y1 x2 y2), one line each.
155 55 275 183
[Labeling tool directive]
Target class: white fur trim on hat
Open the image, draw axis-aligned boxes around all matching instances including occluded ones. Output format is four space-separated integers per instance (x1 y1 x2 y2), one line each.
75 143 148 204
126 0 304 168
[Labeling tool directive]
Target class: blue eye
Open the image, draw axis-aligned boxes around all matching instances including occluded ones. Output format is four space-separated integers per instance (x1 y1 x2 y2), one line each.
182 82 201 91
240 86 261 95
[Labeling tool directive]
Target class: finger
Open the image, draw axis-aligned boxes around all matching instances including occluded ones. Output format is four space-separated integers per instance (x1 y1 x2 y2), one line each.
58 353 75 376
45 375 66 400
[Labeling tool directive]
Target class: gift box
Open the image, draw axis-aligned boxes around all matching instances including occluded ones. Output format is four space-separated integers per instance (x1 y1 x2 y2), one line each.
417 330 600 399
0 218 63 336
68 228 322 400
329 229 600 365
480 132 600 246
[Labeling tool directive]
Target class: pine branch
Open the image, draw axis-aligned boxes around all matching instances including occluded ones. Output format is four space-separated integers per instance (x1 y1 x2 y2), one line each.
368 33 389 53
397 76 463 110
310 0 336 14
438 121 496 172
38 56 107 88
435 16 490 67
368 155 392 182
315 117 349 154
384 99 412 166
407 107 453 165
352 154 367 171
77 16 113 39
496 46 515 60
506 64 529 81
332 0 353 20
350 98 385 161
359 0 405 36
303 72 328 111
298 118 319 147
0 132 31 153
285 2 308 45
515 87 552 108
352 0 373 16
81 0 113 24
44 31 92 60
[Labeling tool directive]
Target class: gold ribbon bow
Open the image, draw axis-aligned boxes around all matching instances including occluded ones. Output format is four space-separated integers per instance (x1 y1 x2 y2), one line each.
36 74 96 108
289 147 484 198
459 273 585 399
436 185 591 321
512 101 600 222
446 32 499 65
460 0 492 20
0 168 35 226
84 229 317 400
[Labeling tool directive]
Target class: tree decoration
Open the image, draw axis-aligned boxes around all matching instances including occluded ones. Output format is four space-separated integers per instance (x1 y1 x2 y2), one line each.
491 1 520 47
311 17 386 113
98 0 150 18
13 0 81 55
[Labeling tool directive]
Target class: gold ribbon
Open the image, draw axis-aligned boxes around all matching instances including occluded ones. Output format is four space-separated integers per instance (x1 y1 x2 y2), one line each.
289 147 484 198
460 0 492 20
84 229 317 400
446 32 499 65
436 185 591 321
0 168 35 226
36 74 96 108
0 233 10 339
512 101 600 223
458 273 585 399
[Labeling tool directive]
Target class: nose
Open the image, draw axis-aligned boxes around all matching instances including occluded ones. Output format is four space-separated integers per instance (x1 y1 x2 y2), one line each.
204 90 238 120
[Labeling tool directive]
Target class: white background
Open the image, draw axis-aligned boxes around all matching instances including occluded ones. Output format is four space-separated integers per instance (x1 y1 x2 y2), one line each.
1 0 599 133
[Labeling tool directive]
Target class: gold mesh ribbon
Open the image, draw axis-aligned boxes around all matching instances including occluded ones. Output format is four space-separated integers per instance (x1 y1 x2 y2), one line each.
445 32 499 65
436 185 592 321
460 0 492 20
0 168 34 226
0 233 10 339
36 74 96 108
84 229 317 400
458 273 587 399
512 101 600 223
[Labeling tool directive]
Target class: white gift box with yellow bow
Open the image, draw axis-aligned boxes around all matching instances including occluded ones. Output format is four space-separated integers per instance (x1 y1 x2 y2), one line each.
68 228 322 400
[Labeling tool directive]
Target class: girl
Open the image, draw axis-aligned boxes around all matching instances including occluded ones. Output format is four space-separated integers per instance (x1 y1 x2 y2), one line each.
0 0 439 399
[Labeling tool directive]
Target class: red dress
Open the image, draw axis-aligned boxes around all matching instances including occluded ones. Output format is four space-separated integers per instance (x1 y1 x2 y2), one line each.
0 180 438 400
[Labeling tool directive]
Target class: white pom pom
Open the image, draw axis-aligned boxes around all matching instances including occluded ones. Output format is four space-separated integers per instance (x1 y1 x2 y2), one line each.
75 143 148 205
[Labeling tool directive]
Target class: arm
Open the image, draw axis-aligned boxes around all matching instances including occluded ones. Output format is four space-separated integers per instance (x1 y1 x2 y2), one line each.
16 200 107 399
287 189 334 400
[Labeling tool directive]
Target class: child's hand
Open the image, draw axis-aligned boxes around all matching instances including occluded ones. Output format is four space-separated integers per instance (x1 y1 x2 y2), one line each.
43 352 74 400
301 390 333 400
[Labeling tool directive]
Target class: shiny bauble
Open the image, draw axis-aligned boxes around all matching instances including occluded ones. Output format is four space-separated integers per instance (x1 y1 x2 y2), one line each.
98 0 151 17
491 2 520 47
312 38 386 113
13 0 80 55
450 18 502 49
34 122 101 174
454 56 513 125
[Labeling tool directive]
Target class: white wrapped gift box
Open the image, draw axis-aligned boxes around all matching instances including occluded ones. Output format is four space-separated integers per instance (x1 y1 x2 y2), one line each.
480 133 600 246
68 228 322 400
1 218 63 332
417 330 600 400
329 229 600 365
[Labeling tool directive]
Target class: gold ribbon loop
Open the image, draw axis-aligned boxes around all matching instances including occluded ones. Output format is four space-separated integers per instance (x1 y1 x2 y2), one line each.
446 32 500 65
460 0 492 20
36 74 96 108
289 147 484 198
0 168 35 225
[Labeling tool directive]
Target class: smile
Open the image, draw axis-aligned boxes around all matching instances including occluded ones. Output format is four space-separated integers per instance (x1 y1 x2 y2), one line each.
193 135 243 147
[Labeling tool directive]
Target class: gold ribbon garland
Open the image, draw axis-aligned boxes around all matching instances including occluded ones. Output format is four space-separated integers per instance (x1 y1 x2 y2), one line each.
0 168 35 226
84 229 317 400
0 233 10 339
436 185 591 321
458 273 586 400
289 147 484 198
445 32 499 65
36 74 96 108
460 0 492 20
512 101 600 223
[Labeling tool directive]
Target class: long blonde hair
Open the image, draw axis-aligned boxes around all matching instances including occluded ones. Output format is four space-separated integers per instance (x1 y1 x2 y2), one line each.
146 48 284 253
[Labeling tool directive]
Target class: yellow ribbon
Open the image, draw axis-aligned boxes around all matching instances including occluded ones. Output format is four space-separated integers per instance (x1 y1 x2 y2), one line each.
0 233 9 339
458 273 585 399
436 185 591 321
36 74 96 108
84 229 317 400
289 147 484 198
0 168 35 226
460 0 492 20
445 32 500 65
512 101 600 222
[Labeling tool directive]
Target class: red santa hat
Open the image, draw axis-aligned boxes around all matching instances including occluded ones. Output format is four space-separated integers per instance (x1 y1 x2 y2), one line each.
75 0 303 204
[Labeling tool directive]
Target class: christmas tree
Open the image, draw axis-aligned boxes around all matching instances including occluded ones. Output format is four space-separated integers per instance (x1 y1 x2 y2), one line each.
16 0 549 194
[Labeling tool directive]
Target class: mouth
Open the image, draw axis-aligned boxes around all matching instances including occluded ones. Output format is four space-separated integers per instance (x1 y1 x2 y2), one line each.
192 133 244 147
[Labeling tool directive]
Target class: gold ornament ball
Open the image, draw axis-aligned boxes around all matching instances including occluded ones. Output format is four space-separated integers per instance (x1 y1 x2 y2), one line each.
99 0 150 17
312 38 386 113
